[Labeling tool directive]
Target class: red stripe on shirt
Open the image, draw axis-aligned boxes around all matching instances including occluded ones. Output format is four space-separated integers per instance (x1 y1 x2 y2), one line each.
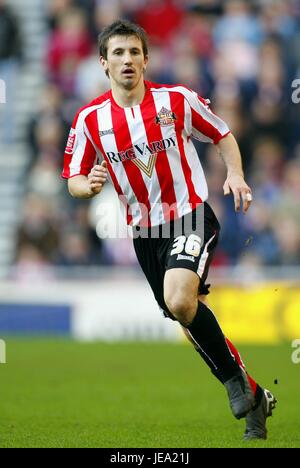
79 135 96 176
191 107 224 144
62 153 72 178
62 110 95 178
170 92 202 210
111 104 151 227
86 111 133 225
141 92 178 222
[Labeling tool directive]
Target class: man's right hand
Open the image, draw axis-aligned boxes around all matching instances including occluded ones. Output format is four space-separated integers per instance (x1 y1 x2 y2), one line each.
87 161 108 195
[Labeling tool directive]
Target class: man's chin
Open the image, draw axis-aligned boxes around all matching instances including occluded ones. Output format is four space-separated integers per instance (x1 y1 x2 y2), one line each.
122 79 137 90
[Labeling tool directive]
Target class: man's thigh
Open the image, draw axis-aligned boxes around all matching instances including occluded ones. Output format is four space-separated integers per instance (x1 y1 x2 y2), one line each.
133 236 167 312
163 203 220 297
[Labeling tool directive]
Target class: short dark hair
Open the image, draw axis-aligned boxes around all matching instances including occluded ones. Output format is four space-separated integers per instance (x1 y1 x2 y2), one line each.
98 19 149 59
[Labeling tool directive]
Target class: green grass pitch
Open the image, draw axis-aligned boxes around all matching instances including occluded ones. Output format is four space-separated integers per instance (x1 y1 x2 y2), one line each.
1 339 299 448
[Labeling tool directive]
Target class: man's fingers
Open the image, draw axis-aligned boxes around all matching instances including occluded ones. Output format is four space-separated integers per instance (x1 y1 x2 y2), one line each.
90 178 103 184
90 171 107 179
94 161 108 172
233 189 241 212
89 164 108 181
223 180 230 196
91 166 108 175
90 186 102 194
241 191 253 213
223 181 240 210
234 189 253 213
87 162 109 194
91 183 103 190
224 175 252 213
90 175 107 184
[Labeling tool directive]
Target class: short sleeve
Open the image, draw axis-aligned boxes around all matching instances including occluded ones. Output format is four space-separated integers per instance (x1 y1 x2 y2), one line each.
184 90 230 144
62 111 96 179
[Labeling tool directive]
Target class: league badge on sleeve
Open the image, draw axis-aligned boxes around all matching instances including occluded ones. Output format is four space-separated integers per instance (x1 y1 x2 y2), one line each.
65 128 77 154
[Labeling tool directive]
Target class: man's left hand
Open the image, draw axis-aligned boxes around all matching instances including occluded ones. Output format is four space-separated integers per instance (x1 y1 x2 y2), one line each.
223 174 253 213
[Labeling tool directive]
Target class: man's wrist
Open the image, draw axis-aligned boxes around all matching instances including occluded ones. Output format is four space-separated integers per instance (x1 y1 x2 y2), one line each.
227 171 244 179
69 185 97 199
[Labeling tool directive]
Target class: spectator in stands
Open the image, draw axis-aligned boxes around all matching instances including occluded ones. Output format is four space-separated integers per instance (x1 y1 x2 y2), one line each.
13 244 55 283
16 194 60 263
214 0 264 47
74 45 110 102
272 216 300 265
134 0 184 46
28 84 69 160
0 0 22 142
55 229 101 266
47 7 93 95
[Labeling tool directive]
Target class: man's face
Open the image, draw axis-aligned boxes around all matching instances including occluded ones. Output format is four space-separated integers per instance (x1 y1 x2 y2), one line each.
100 35 148 90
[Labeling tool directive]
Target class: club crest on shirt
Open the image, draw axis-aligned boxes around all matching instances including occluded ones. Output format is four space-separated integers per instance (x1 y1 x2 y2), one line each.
65 128 76 154
155 107 176 126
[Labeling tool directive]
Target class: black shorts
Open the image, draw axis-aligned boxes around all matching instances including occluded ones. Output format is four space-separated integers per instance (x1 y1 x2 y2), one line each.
133 202 220 318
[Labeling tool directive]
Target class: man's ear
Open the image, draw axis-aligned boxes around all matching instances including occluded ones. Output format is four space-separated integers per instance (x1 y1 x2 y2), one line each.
100 56 108 72
143 55 149 71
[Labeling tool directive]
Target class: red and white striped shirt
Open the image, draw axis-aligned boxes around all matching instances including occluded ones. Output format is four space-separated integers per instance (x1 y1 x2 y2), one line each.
62 81 230 227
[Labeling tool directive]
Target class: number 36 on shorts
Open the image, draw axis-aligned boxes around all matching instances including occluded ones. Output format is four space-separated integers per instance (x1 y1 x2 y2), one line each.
170 234 202 257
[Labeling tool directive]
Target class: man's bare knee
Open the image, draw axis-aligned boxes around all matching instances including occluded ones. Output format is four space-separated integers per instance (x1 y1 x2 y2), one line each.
164 294 197 326
164 268 199 326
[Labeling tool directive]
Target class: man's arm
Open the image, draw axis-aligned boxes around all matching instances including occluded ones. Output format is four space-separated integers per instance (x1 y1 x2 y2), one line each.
68 161 108 199
216 133 252 213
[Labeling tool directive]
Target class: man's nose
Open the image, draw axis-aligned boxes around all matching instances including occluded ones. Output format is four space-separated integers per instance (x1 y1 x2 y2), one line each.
123 52 133 64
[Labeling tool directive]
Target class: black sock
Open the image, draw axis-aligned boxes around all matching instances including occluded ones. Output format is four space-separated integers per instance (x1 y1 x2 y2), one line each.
195 346 224 383
187 301 241 382
195 343 264 405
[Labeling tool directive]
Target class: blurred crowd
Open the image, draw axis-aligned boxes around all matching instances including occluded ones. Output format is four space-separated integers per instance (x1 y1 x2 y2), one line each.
0 0 21 140
4 0 300 276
